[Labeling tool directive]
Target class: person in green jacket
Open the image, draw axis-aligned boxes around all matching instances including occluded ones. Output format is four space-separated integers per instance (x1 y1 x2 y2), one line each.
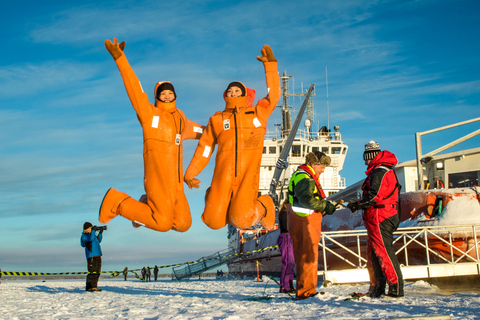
287 151 336 299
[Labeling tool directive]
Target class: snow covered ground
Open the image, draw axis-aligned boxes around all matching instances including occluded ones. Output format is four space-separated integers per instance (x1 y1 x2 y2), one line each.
1 276 479 319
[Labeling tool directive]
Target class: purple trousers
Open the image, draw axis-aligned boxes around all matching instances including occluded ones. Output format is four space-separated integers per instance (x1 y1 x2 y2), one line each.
277 232 295 292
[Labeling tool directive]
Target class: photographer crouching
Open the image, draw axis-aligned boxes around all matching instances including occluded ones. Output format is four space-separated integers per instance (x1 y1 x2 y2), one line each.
80 222 106 292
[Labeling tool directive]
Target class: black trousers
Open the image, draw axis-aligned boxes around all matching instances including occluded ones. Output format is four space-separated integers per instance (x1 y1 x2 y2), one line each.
86 256 102 290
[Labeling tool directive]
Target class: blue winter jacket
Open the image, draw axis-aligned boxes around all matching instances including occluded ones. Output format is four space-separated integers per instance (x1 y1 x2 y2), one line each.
81 231 103 259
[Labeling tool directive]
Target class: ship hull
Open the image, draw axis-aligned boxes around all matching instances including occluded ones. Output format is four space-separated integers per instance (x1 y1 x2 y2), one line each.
228 188 480 276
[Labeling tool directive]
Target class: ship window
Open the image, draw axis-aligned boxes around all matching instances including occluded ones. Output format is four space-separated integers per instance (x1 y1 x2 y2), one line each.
292 145 301 157
448 171 479 188
312 147 319 152
332 147 342 154
342 148 347 155
322 147 329 154
279 146 283 153
263 147 266 154
303 145 309 155
269 166 272 171
269 146 276 154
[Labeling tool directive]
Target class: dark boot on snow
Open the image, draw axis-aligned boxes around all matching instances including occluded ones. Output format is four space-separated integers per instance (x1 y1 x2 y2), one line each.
366 279 386 298
386 283 404 298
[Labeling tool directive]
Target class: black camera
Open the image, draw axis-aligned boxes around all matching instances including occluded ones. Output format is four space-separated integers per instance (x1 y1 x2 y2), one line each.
92 225 107 232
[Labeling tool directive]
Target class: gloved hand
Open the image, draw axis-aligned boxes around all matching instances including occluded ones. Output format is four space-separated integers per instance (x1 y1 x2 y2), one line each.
323 201 336 216
184 177 201 189
256 45 277 63
105 38 126 61
347 201 360 213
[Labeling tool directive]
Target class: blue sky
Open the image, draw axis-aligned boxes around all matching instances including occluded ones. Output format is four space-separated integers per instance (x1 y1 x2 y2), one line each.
1 0 479 274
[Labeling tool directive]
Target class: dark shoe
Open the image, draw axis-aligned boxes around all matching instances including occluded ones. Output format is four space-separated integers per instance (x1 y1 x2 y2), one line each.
366 283 385 298
280 288 295 294
386 283 404 298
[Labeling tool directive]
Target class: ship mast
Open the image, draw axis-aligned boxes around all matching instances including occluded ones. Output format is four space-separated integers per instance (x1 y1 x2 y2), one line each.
326 66 329 130
278 72 315 139
279 73 292 138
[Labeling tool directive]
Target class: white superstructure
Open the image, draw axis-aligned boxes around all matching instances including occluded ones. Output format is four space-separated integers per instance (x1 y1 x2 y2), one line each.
258 73 348 203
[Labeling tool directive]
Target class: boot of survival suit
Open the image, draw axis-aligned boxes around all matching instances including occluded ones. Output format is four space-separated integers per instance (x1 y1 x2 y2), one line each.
258 194 275 230
99 188 130 224
100 188 191 232
230 194 276 230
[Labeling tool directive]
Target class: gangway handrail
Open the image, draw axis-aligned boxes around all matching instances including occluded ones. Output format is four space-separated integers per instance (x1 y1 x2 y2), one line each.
172 248 238 280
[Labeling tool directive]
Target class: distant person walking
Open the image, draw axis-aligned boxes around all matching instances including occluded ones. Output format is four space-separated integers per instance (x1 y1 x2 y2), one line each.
123 267 128 281
146 267 151 282
80 222 104 292
347 141 404 298
154 265 159 281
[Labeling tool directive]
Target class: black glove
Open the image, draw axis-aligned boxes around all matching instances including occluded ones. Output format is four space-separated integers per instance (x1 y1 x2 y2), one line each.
323 201 336 216
347 201 360 213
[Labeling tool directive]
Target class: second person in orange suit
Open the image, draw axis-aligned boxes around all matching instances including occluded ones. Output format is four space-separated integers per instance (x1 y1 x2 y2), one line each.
184 45 281 230
99 38 203 232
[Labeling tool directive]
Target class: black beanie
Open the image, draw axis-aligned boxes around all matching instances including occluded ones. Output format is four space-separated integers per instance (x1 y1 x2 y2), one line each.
226 81 246 96
363 140 381 161
155 82 177 101
83 222 93 230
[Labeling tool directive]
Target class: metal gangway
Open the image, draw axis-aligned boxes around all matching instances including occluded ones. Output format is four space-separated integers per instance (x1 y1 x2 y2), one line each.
172 248 238 280
319 224 480 285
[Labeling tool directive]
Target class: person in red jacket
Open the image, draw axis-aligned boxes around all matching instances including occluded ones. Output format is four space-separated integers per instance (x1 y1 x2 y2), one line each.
99 38 203 232
183 45 280 230
348 141 404 298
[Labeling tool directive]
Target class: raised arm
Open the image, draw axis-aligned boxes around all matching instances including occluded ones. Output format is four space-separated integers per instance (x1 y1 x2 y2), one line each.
256 45 281 117
105 38 151 116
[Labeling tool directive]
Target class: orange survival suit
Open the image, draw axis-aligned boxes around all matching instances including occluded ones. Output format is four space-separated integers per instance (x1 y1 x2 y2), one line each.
184 45 280 230
99 38 203 232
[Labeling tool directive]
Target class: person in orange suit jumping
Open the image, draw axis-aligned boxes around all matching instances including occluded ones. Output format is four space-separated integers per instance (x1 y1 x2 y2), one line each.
184 45 280 230
99 38 203 232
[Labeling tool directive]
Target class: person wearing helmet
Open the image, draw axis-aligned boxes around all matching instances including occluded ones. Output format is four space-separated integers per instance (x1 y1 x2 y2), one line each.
99 38 204 232
183 45 281 231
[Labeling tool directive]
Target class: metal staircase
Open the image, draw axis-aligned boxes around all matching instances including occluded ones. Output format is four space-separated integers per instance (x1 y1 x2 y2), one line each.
172 248 238 280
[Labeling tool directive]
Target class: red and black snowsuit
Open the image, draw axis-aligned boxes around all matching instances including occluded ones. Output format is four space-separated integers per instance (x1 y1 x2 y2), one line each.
358 150 403 296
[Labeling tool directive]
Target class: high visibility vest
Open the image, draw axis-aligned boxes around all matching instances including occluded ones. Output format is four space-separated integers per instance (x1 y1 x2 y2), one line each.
288 169 321 217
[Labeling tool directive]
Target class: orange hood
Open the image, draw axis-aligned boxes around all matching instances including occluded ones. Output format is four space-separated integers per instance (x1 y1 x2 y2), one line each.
223 81 255 112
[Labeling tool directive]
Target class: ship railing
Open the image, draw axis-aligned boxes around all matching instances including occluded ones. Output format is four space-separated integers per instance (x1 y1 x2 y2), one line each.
319 224 480 285
258 176 346 189
261 156 342 167
264 128 342 142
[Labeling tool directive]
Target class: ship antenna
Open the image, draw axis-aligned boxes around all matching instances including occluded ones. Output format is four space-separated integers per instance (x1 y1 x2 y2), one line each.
326 66 329 130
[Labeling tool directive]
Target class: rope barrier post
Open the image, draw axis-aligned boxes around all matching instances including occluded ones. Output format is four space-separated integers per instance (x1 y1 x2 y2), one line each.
254 260 263 282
